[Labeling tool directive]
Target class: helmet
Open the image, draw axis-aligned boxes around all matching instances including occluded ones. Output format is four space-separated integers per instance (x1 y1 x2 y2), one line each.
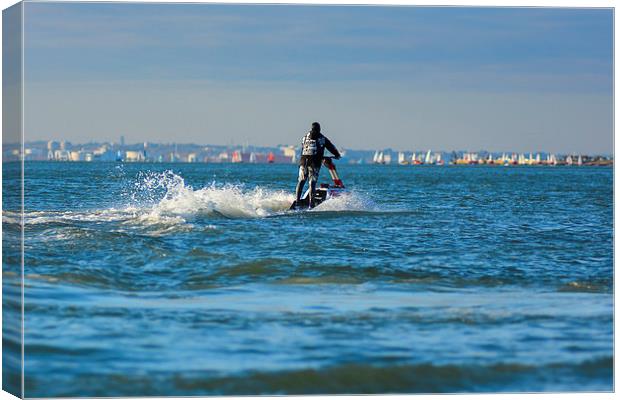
311 122 321 133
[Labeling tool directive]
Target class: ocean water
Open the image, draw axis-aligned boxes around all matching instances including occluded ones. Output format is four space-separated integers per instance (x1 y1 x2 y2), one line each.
2 161 613 396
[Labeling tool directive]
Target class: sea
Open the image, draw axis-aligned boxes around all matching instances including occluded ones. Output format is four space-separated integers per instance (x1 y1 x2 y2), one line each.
2 161 614 396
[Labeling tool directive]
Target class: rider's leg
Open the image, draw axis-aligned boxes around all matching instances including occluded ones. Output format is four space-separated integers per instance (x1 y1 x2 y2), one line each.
295 178 307 202
295 164 307 202
307 165 318 208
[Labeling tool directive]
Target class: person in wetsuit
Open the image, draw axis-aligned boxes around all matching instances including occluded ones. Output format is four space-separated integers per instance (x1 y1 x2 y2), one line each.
295 122 341 208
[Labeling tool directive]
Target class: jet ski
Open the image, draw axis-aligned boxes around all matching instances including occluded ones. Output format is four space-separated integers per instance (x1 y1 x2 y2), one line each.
290 157 346 210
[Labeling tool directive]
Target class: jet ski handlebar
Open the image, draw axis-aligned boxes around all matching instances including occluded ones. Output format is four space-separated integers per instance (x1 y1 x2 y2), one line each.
321 157 344 188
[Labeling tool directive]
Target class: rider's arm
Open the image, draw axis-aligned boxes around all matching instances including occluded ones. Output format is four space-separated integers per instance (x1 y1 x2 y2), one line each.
324 137 341 159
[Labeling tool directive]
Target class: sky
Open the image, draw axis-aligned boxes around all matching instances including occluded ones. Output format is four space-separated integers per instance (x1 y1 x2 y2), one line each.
21 2 613 153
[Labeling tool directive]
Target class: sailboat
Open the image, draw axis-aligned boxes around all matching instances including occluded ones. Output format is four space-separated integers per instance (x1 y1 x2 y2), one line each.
291 151 297 164
411 153 417 164
566 155 573 166
435 153 443 165
231 150 242 163
249 152 257 163
424 150 432 164
267 152 275 163
398 152 408 165
577 155 583 166
549 154 557 166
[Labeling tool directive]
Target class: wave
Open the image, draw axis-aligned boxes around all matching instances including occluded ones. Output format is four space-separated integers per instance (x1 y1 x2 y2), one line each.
10 171 376 230
25 357 612 396
133 170 375 218
557 280 611 293
171 357 613 395
21 254 612 294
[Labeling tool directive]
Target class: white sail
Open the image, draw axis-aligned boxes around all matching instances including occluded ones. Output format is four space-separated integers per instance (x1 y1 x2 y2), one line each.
411 153 416 162
398 152 405 164
249 152 256 163
566 155 573 165
577 155 583 166
425 149 431 163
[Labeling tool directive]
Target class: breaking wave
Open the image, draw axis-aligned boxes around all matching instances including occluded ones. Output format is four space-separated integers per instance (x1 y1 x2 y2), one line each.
129 170 294 219
129 170 373 219
9 170 375 229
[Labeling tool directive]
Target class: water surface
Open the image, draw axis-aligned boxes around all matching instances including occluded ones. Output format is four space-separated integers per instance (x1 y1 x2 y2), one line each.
3 162 613 396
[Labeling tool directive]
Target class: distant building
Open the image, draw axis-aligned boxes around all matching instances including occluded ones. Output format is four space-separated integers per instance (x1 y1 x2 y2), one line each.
54 150 70 161
69 151 82 161
281 145 297 158
125 150 145 162
93 144 116 161
47 141 58 160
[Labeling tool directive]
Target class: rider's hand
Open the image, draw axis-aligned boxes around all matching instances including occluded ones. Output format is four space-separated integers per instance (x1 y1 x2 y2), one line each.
335 155 341 160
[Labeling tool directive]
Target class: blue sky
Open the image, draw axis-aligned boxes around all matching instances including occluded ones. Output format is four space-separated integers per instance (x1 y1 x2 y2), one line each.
23 3 613 153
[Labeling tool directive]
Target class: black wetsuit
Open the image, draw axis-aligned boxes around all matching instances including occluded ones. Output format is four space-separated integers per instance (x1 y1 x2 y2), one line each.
295 130 341 207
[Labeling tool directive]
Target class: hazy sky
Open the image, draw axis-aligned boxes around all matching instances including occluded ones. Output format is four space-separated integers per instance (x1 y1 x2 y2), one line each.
22 3 613 153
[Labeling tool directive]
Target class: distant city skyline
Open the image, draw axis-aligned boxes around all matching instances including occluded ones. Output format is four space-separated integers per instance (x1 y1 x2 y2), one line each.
20 3 613 153
10 137 612 166
21 137 615 157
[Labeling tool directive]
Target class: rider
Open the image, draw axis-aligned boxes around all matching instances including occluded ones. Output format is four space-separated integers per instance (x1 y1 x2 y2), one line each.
295 122 341 208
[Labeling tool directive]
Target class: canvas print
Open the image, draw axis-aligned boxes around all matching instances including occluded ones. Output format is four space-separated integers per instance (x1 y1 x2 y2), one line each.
2 1 614 397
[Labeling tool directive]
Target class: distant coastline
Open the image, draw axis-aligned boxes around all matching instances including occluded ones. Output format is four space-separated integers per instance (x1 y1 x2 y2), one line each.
3 139 614 166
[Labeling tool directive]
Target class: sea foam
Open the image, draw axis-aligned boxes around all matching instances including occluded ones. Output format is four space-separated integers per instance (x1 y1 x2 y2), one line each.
130 170 373 219
9 170 374 230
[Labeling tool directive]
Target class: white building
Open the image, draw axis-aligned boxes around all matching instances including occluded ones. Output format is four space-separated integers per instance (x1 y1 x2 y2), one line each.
125 151 145 162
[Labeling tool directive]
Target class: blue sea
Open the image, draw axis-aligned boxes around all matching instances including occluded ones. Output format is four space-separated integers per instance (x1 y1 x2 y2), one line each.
2 161 613 396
